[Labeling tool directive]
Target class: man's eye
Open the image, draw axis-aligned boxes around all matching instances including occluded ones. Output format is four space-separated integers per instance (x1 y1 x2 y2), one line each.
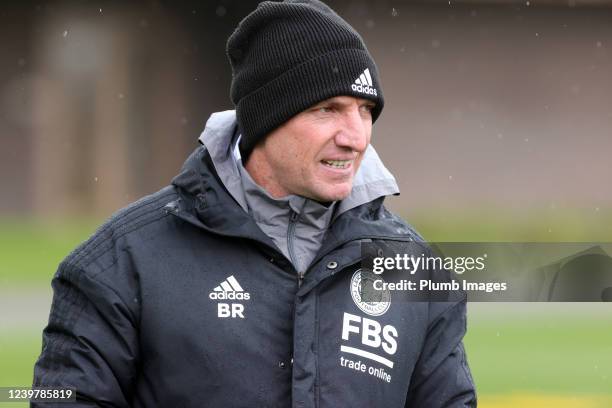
361 104 375 112
319 106 332 113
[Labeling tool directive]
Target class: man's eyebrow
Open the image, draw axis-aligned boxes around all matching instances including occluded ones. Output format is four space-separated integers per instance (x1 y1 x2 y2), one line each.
317 99 374 109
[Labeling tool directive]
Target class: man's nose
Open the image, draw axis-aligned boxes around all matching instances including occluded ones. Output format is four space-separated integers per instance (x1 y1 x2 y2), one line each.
334 108 369 152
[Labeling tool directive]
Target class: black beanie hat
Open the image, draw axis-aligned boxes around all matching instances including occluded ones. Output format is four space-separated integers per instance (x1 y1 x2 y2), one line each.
227 0 384 161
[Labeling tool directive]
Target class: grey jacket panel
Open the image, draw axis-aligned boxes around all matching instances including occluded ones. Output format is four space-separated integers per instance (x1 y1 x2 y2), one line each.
238 162 335 273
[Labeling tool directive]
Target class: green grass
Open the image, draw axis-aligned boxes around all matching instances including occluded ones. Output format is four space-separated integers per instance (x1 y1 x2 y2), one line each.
0 219 101 287
0 330 41 386
406 207 612 242
0 330 42 408
464 306 612 395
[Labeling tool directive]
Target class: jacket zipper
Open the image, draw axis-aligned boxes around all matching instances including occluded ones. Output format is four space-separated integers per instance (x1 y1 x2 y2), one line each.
288 210 302 286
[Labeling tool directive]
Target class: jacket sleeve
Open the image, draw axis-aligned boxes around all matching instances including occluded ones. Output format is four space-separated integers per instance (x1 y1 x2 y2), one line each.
404 300 477 408
32 258 140 407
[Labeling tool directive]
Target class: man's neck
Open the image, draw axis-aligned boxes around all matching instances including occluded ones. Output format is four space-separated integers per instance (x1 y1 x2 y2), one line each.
243 149 289 199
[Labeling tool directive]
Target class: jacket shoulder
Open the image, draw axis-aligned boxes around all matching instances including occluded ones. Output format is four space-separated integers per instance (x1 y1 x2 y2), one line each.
380 204 426 243
61 185 179 274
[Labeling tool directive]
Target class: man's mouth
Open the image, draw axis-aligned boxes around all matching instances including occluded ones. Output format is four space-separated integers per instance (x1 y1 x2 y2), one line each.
321 159 352 169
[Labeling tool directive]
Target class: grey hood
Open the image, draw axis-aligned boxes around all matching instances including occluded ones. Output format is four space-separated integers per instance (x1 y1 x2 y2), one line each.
197 110 399 218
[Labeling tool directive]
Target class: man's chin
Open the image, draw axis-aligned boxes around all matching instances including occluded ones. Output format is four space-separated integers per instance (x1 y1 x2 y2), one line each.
307 185 352 203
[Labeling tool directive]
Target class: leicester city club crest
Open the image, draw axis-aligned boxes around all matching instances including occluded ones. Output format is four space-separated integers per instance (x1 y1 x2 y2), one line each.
350 269 391 316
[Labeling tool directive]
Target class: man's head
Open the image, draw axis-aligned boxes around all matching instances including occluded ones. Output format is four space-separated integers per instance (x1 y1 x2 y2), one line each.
227 0 384 201
246 95 374 202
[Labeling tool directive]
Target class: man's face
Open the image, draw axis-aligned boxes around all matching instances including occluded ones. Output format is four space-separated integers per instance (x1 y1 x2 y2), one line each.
247 95 375 202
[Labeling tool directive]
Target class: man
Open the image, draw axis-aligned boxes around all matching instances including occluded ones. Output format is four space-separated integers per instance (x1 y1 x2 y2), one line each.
33 1 476 407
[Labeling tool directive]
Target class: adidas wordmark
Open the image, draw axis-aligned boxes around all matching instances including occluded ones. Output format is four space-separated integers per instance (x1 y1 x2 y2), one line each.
352 68 378 96
209 275 251 300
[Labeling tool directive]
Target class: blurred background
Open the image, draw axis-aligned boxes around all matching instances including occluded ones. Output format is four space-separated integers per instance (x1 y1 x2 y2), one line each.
0 0 611 407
